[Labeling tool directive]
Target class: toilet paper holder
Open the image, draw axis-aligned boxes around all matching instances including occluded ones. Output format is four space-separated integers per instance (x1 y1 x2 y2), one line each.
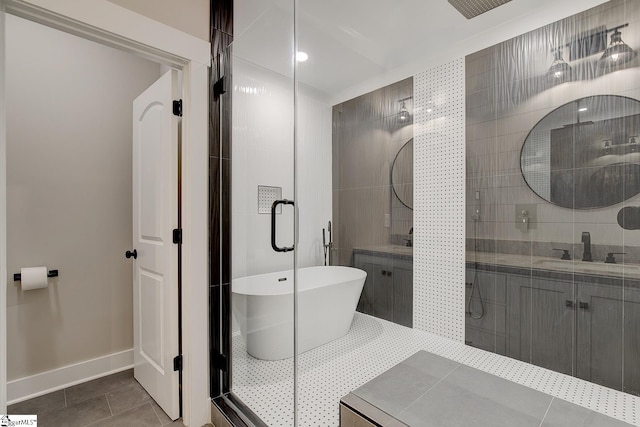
13 269 58 281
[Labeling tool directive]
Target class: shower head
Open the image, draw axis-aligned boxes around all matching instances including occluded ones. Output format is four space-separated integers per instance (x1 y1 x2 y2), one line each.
328 221 332 233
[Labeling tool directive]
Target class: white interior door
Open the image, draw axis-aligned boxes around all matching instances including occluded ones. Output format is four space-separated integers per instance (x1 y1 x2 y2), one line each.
132 69 180 420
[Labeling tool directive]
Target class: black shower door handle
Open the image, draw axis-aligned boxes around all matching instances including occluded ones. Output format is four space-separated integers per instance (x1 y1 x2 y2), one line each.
271 199 295 252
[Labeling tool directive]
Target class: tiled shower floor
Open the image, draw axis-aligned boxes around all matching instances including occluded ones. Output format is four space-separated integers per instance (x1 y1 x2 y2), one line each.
232 313 640 427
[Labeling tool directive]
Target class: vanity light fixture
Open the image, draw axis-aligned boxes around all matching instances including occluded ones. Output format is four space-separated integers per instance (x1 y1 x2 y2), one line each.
398 97 412 122
599 24 636 67
548 48 572 82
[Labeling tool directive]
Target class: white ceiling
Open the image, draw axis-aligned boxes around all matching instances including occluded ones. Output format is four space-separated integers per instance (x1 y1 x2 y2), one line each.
233 0 608 103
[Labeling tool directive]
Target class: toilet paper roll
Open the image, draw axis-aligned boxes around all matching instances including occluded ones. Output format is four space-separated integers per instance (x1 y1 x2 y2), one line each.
20 266 49 291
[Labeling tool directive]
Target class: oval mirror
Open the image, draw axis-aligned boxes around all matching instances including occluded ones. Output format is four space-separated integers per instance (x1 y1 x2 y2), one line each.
521 95 640 209
392 138 413 210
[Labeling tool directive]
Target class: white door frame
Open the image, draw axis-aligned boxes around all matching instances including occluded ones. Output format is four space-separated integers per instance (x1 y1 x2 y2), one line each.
0 1 210 426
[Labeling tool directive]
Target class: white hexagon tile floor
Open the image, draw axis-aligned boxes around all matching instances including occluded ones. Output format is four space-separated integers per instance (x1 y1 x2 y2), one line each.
231 312 640 427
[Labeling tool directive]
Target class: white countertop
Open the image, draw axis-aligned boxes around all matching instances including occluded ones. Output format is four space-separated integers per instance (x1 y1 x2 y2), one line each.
354 245 414 257
467 251 640 280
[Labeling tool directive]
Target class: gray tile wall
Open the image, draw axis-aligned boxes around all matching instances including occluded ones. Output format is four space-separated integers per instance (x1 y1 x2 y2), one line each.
464 0 640 398
466 0 640 263
332 78 414 265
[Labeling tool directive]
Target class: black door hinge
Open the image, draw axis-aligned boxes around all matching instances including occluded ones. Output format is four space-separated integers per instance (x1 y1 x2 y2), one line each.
213 77 226 98
214 354 227 372
173 355 183 371
173 228 183 244
173 99 183 117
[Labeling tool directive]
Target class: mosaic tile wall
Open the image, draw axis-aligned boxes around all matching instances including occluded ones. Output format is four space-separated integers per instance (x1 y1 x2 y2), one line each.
414 59 466 341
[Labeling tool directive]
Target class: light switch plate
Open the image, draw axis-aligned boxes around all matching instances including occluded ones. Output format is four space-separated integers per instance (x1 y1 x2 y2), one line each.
515 203 537 230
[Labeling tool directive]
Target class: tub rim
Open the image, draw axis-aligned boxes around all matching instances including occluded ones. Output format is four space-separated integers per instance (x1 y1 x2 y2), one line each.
232 265 366 296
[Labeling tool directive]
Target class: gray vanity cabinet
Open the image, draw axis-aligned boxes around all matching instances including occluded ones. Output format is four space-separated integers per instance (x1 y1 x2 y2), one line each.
353 253 413 327
473 264 640 395
575 281 640 395
505 274 574 376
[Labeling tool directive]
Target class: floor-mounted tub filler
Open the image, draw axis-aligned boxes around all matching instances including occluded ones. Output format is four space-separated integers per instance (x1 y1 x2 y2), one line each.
232 266 366 360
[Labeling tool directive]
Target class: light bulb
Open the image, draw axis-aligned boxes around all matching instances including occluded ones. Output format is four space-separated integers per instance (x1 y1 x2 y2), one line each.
398 100 409 121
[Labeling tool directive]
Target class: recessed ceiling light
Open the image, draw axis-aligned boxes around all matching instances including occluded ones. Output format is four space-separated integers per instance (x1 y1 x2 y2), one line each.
296 51 309 62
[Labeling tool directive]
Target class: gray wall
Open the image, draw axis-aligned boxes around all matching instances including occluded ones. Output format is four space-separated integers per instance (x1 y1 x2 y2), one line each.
466 0 640 262
107 0 210 42
332 78 413 266
6 15 161 380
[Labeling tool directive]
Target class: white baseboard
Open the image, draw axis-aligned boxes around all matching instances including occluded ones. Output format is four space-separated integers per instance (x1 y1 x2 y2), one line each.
7 348 134 405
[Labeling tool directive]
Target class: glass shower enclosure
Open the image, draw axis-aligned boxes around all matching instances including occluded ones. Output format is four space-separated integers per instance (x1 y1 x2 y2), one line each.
224 0 298 424
214 1 416 425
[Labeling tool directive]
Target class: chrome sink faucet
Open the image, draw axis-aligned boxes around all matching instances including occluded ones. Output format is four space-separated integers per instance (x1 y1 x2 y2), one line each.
581 232 593 262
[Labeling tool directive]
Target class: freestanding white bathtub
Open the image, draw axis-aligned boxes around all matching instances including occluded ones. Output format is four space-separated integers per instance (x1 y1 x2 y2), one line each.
232 266 366 360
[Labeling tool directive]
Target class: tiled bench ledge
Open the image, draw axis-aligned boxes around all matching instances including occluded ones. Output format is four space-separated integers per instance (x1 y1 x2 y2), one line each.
341 351 634 427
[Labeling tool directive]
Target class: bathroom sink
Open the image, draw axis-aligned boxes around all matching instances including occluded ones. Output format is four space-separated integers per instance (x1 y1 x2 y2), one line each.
532 259 640 278
386 245 414 256
356 245 413 256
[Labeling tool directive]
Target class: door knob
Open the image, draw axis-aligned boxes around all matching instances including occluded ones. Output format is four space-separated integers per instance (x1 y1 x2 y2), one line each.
125 249 138 259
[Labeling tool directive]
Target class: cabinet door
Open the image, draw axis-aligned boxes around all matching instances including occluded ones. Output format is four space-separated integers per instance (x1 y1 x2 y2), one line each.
465 269 507 355
353 257 393 320
575 281 635 392
506 275 574 376
372 264 393 321
392 266 413 327
354 260 376 315
622 285 640 395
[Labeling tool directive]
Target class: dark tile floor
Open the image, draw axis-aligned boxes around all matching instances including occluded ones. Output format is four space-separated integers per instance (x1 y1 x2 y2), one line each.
8 369 207 427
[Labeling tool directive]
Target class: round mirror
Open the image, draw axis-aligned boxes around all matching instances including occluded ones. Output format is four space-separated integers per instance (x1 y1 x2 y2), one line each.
521 95 640 209
392 138 413 210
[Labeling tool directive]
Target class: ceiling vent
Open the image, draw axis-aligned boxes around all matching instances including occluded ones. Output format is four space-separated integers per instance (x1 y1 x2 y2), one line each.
448 0 512 19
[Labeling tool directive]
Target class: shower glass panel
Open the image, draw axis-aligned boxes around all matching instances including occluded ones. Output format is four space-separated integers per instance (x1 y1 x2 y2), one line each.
229 1 296 424
295 1 415 425
465 0 640 397
222 0 640 425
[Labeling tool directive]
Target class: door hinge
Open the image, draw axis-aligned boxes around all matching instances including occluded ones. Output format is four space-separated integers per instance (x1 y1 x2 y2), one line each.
173 99 183 117
214 354 227 372
173 228 183 244
173 355 183 371
213 77 226 98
